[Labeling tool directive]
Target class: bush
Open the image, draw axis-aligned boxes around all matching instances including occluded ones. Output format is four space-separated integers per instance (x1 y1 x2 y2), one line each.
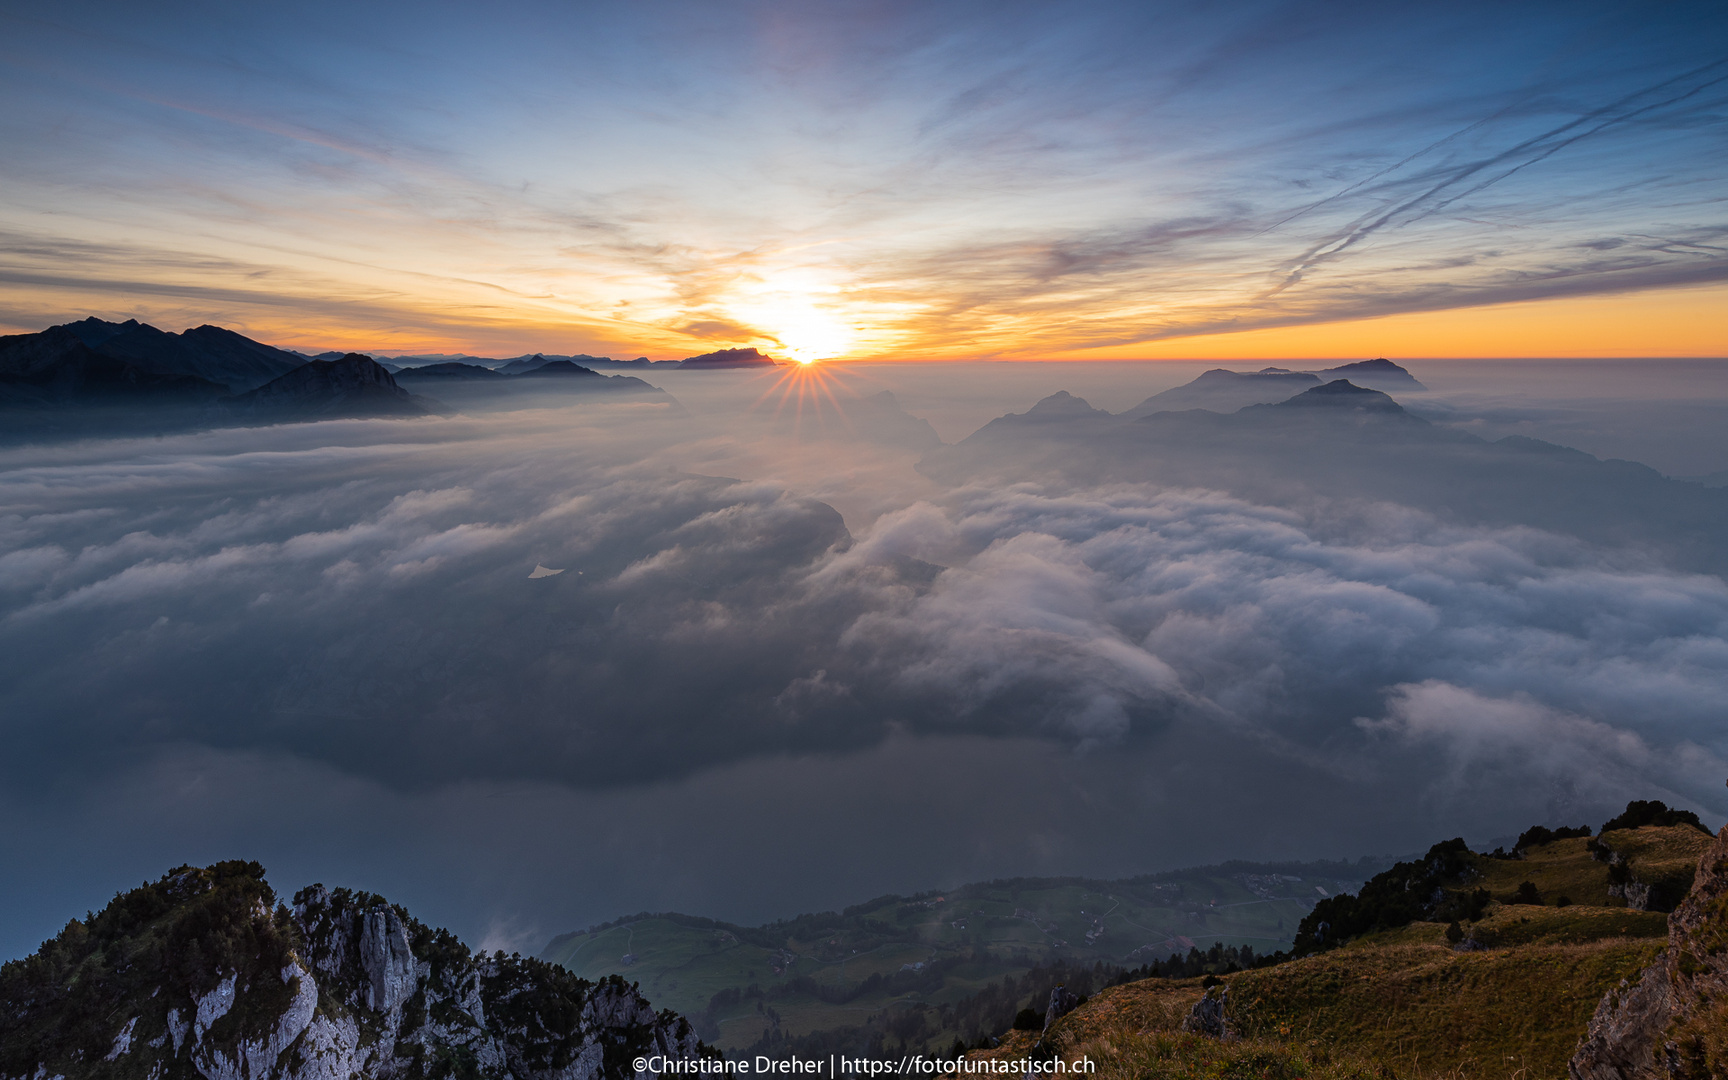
1514 825 1592 850
1600 800 1710 835
1012 1008 1042 1031
1445 921 1464 944
1512 881 1543 905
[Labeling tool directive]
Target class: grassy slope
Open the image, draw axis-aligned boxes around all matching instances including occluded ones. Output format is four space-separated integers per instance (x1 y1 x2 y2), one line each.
1466 827 1709 907
543 863 1384 1048
979 923 1660 1080
969 826 1698 1080
1227 932 1660 1077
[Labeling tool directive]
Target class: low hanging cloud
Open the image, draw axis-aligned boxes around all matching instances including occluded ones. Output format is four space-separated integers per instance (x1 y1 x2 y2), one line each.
3 379 1728 958
832 485 1728 785
6 415 1724 809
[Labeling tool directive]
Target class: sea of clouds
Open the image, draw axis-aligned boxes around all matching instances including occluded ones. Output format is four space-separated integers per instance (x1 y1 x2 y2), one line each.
3 362 1726 958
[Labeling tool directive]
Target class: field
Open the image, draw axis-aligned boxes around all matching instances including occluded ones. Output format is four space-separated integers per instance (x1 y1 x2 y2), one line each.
540 859 1390 1051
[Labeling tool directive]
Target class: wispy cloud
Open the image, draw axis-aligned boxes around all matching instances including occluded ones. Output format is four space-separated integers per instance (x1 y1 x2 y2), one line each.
0 0 1722 355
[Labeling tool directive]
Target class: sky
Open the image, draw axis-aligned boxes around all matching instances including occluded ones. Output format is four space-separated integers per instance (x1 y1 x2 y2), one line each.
1 0 1725 360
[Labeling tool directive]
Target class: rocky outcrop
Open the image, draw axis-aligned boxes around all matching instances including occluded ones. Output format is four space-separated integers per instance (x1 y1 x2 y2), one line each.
0 861 710 1080
1041 986 1080 1031
1179 985 1230 1039
1570 826 1728 1079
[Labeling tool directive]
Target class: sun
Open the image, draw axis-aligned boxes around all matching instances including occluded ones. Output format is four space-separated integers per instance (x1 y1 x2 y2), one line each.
765 306 855 365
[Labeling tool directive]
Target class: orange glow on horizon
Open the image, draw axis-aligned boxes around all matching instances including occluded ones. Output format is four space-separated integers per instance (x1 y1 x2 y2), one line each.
3 279 1720 364
1028 282 1728 363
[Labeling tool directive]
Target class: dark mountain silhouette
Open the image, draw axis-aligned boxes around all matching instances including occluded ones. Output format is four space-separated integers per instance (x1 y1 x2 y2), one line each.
1121 368 1323 417
499 352 556 374
518 359 603 378
59 315 145 348
224 354 430 419
1254 378 1409 414
680 347 776 368
923 380 1728 574
392 361 505 379
585 355 679 369
0 325 226 406
46 317 305 392
1122 360 1424 418
95 322 305 391
496 351 620 374
385 360 672 415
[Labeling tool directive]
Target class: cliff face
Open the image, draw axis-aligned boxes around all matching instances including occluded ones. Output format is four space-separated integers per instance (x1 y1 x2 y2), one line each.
0 862 707 1080
1571 827 1728 1079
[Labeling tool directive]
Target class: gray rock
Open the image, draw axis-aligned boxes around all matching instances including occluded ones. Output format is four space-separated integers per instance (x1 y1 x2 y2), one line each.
1179 986 1230 1039
1569 825 1728 1079
1042 986 1081 1031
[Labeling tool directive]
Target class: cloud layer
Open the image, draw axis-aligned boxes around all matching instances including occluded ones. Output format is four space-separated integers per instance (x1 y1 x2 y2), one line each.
3 367 1726 958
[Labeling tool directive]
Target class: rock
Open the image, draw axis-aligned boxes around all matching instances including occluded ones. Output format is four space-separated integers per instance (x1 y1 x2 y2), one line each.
1043 986 1081 1031
1569 825 1728 1079
0 861 712 1080
1609 882 1655 912
1180 986 1230 1039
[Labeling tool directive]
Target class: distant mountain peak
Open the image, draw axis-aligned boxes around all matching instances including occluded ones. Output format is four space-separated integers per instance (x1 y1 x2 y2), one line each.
1191 367 1318 385
226 354 427 418
518 359 601 377
1026 390 1108 417
680 347 775 368
1272 379 1407 412
57 316 146 348
1315 357 1426 390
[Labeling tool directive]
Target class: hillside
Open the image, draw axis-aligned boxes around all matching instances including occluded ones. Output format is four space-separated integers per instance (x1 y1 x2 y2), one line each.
541 858 1391 1054
966 808 1720 1080
0 861 708 1080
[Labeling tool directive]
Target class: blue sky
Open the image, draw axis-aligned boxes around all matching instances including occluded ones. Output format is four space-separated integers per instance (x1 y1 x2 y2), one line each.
1 0 1724 357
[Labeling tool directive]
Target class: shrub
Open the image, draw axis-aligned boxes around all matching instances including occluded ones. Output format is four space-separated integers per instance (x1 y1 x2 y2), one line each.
1514 825 1592 850
1600 800 1710 835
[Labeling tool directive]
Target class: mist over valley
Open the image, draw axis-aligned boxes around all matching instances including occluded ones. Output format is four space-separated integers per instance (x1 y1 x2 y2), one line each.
4 334 1726 977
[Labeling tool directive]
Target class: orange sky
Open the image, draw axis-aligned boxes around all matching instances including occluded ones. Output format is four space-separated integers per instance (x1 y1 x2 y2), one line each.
1044 281 1728 362
8 277 1722 363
